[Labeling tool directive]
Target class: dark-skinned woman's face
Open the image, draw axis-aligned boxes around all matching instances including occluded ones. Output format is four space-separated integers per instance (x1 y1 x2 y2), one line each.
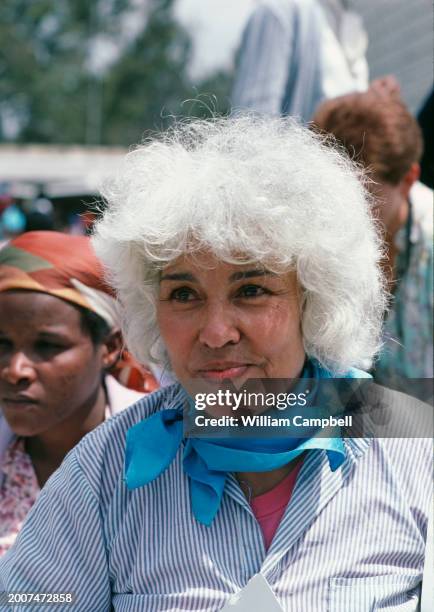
0 291 108 437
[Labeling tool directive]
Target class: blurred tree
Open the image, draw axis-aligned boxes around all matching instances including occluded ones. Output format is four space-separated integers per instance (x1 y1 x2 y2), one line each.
101 0 192 144
0 0 232 146
0 0 123 142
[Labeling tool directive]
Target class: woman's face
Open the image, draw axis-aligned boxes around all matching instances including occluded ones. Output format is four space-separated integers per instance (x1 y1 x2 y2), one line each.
157 252 305 388
0 291 107 437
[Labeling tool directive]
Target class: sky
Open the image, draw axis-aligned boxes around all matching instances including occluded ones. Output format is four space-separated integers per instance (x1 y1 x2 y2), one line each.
174 0 255 78
89 0 255 80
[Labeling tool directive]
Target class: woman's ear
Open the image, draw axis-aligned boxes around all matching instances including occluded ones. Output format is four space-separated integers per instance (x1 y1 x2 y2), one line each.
101 329 123 370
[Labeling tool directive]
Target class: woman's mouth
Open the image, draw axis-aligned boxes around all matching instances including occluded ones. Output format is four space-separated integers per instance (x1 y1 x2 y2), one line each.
1 396 39 411
196 364 251 381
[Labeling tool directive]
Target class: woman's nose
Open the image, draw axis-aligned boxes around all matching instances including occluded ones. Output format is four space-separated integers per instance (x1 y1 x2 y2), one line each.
198 303 241 349
1 352 37 385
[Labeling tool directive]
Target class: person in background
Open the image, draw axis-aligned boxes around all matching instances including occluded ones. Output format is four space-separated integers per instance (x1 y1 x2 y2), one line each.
312 84 433 386
417 87 433 189
0 231 147 556
231 0 368 122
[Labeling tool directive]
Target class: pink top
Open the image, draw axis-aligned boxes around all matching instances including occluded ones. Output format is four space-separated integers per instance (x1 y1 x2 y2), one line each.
250 461 303 550
0 438 39 556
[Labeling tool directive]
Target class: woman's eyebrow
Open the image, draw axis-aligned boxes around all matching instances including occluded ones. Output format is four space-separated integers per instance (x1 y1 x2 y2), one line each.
159 269 276 283
159 272 197 282
229 269 275 282
37 329 69 337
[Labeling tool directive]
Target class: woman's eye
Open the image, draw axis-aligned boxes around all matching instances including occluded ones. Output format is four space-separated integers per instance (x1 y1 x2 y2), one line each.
35 341 64 353
237 284 270 299
0 338 12 351
169 287 198 302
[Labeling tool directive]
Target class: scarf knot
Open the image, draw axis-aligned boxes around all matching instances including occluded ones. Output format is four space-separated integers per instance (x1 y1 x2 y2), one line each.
125 361 370 525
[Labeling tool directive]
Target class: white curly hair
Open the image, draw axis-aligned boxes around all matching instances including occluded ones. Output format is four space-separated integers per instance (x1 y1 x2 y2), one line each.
92 116 386 375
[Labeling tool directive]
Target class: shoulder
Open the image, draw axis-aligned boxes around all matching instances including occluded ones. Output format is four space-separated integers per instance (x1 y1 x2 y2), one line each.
355 385 433 495
410 182 434 240
72 383 185 501
360 384 432 440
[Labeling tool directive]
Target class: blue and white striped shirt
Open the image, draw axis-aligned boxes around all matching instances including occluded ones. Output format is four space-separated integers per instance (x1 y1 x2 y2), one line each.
0 384 431 611
231 0 368 123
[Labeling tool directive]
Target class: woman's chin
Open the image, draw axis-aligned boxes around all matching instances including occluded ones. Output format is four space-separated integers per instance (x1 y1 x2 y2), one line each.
2 411 42 438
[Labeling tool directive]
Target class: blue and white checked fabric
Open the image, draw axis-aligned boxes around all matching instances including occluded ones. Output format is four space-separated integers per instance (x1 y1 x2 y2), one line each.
0 383 431 611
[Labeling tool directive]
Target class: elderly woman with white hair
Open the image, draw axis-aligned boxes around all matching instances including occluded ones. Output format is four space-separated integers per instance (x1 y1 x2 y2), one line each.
0 117 431 611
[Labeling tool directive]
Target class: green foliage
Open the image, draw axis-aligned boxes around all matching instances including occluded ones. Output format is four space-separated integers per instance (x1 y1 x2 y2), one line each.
1 0 93 142
0 0 232 146
101 0 192 144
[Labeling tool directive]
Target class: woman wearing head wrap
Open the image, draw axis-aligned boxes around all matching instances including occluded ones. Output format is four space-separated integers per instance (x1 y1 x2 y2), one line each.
0 231 154 556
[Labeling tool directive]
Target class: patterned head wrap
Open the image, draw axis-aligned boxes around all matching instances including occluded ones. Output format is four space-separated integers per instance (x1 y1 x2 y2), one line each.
0 231 119 327
0 231 158 393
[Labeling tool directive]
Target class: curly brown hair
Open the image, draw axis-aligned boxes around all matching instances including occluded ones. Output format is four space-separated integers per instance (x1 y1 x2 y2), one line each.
312 91 423 185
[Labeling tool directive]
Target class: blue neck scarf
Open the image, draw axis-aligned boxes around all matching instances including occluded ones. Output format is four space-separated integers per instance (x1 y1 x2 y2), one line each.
125 360 371 525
